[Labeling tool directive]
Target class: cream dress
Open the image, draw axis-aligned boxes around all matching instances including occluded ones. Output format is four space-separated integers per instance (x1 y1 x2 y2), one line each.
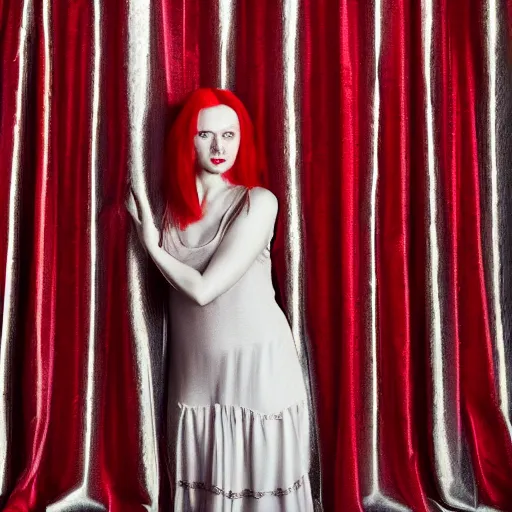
162 185 313 511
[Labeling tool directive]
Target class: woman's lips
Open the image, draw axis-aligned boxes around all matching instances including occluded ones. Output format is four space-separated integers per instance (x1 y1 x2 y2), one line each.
210 158 225 165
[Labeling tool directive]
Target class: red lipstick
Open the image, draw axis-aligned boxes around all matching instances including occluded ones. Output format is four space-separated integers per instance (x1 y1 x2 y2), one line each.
210 158 225 165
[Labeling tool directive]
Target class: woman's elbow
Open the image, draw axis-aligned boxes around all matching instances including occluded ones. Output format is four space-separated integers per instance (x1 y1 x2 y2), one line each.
192 283 215 307
194 293 210 307
176 279 210 307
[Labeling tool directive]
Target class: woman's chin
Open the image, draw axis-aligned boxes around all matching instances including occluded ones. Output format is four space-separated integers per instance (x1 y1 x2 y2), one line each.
203 164 231 175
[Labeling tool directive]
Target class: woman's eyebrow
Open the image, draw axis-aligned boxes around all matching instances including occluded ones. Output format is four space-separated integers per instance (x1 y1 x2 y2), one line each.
197 125 238 132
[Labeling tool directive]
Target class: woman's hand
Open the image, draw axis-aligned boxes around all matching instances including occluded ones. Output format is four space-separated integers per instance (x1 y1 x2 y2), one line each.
125 186 160 251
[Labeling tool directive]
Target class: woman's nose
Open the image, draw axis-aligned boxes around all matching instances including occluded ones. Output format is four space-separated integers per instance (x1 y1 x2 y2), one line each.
211 134 224 154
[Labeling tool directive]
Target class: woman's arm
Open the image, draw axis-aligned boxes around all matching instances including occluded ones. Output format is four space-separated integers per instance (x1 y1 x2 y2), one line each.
131 187 277 306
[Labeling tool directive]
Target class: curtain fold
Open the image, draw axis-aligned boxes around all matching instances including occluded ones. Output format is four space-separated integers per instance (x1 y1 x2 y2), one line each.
1 1 512 511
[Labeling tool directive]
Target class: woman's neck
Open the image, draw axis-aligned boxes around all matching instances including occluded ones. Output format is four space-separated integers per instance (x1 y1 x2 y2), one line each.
195 169 233 204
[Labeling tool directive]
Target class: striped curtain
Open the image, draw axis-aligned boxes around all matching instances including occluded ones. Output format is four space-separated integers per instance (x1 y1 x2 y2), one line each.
1 1 512 510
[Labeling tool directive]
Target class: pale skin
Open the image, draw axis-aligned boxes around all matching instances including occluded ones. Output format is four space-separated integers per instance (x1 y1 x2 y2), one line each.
126 104 277 307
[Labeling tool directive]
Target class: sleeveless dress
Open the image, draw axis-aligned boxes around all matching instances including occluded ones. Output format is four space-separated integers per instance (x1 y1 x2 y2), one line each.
161 185 313 512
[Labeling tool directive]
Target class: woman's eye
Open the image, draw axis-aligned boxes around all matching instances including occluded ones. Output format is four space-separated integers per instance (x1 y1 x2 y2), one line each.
223 132 234 138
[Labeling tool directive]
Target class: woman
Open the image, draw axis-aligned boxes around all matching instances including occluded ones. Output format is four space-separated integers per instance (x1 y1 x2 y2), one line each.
126 88 313 511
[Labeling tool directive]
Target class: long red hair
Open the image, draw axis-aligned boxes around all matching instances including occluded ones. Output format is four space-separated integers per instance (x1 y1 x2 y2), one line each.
162 88 264 230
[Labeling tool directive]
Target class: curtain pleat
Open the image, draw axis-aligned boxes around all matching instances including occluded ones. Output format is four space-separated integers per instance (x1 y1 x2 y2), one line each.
300 1 364 510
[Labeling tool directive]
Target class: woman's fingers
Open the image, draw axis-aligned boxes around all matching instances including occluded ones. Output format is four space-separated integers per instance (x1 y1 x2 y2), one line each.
130 186 144 217
130 186 152 220
125 192 140 222
129 186 139 206
126 187 158 251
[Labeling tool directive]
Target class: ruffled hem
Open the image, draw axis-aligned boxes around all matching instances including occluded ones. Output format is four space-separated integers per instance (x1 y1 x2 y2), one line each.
171 399 313 511
177 400 305 420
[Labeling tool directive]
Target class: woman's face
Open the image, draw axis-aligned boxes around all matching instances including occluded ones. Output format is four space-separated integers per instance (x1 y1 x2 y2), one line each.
194 104 241 175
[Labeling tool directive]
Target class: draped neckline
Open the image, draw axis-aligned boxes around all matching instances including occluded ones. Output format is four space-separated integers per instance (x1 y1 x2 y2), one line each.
173 185 247 250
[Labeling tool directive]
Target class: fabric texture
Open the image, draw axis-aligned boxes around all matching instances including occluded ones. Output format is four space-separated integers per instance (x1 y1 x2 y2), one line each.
2 1 512 511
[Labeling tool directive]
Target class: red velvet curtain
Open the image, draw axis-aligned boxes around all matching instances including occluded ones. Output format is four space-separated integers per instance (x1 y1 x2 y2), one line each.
1 1 512 511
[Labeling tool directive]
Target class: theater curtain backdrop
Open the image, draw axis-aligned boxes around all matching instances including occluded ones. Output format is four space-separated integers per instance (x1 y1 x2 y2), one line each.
1 1 512 511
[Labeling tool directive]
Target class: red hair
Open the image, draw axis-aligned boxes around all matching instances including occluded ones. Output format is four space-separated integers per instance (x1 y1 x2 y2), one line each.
162 88 264 230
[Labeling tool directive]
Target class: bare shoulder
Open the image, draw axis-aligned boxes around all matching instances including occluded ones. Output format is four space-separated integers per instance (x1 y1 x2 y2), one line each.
224 186 277 238
248 186 278 213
